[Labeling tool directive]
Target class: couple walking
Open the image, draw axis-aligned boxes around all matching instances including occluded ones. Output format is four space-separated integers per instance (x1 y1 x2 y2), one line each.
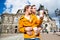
18 5 44 40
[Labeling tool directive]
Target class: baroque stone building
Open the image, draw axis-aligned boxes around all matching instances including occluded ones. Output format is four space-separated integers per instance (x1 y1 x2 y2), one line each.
42 9 57 32
1 9 24 33
0 9 57 33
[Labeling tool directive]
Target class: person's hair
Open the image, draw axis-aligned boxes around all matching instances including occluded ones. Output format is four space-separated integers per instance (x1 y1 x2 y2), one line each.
24 5 31 12
31 5 35 9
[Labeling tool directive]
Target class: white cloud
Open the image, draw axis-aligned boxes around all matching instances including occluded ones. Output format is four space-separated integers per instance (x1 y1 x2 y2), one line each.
3 0 29 14
3 0 59 14
29 0 57 13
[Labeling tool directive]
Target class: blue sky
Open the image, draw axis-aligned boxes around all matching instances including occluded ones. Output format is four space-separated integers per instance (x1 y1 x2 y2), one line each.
0 0 60 27
0 0 6 14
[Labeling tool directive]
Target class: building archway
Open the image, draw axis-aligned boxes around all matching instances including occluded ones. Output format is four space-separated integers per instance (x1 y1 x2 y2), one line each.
15 26 17 33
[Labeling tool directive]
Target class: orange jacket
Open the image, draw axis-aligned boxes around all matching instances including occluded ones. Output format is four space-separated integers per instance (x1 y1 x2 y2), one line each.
18 14 43 38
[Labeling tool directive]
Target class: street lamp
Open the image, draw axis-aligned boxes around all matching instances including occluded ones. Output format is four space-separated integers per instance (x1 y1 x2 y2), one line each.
0 15 1 36
55 8 60 32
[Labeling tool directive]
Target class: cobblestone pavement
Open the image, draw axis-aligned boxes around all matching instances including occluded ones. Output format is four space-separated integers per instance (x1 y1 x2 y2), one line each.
0 32 60 40
41 32 60 40
0 33 24 40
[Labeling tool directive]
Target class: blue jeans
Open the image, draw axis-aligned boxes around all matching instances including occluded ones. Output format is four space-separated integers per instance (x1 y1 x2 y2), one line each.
24 38 40 40
35 38 40 40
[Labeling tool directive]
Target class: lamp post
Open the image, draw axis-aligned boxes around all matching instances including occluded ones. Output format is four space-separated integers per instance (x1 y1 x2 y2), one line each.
0 15 2 36
55 8 60 32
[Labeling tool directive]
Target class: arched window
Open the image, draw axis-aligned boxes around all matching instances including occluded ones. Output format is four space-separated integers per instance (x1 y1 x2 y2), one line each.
14 17 18 23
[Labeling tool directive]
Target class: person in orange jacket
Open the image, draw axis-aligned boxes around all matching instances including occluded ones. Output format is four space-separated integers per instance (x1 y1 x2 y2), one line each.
18 5 35 40
31 5 44 40
18 5 44 40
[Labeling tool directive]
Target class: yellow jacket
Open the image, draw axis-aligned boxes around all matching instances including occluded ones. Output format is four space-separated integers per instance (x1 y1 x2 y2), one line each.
18 14 43 38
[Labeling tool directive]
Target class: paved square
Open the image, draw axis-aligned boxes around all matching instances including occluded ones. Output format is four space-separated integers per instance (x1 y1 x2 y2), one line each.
0 32 60 40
